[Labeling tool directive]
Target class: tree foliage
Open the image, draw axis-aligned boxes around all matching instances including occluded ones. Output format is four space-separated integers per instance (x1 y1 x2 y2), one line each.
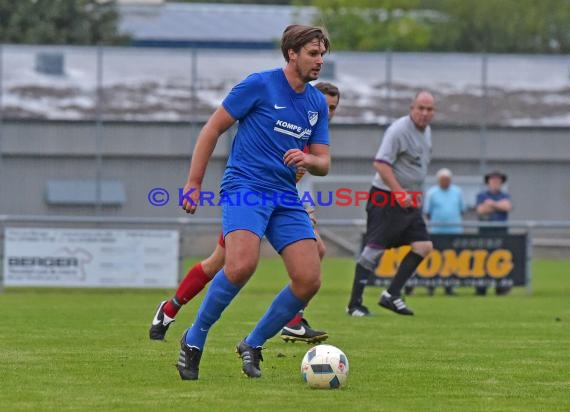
306 0 432 51
427 0 570 53
174 0 303 3
0 0 128 45
308 0 570 53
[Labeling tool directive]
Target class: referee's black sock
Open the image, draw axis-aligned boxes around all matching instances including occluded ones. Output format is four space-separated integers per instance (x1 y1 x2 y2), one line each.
387 251 424 297
348 263 371 307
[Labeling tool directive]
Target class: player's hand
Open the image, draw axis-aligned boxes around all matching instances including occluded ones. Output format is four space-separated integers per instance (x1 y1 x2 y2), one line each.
284 148 309 168
306 207 318 227
413 193 423 208
181 182 201 214
398 193 414 208
295 166 308 182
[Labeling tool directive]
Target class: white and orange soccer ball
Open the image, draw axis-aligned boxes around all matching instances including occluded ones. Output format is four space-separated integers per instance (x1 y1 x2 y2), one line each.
301 344 349 389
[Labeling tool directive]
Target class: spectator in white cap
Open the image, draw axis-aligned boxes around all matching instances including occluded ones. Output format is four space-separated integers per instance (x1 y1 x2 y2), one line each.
424 168 465 235
418 167 465 296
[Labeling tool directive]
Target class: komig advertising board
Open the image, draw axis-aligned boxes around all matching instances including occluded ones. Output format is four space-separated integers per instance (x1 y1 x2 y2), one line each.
369 233 528 289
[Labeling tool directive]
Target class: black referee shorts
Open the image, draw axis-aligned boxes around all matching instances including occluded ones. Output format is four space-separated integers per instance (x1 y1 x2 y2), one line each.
363 186 430 249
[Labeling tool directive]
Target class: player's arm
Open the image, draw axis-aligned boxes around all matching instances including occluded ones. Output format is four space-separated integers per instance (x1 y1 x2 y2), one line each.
423 189 433 220
375 162 415 208
375 162 404 193
284 143 330 176
372 126 415 207
182 107 235 213
306 143 330 176
287 94 331 176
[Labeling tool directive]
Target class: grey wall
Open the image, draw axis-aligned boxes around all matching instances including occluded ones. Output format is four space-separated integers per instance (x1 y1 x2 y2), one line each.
1 120 569 221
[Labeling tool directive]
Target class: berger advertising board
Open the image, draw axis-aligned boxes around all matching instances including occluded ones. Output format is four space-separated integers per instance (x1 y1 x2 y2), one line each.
4 228 179 288
369 233 528 288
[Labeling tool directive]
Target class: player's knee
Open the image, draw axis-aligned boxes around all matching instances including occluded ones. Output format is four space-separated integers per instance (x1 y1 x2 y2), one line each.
358 246 383 271
303 277 322 300
292 271 321 300
412 241 433 257
201 253 225 277
317 242 326 260
224 258 257 285
310 275 322 293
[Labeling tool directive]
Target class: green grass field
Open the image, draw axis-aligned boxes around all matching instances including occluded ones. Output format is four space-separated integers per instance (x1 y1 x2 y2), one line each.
1 258 568 412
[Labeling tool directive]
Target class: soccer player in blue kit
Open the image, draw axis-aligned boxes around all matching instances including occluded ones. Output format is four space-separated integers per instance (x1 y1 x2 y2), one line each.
149 82 340 344
176 25 331 380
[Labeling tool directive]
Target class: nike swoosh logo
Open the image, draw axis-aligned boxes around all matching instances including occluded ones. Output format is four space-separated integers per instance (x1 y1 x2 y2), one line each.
282 325 306 336
152 302 165 325
152 301 175 326
274 104 286 109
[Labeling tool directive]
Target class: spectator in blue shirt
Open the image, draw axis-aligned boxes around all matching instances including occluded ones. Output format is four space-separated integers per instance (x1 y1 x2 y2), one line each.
424 168 465 235
475 170 513 295
476 170 512 232
406 168 464 296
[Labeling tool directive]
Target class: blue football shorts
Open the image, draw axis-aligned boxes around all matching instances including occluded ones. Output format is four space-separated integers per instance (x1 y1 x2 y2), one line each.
221 188 316 253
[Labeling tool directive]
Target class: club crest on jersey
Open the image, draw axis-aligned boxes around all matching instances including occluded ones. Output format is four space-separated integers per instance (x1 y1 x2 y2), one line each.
308 111 318 126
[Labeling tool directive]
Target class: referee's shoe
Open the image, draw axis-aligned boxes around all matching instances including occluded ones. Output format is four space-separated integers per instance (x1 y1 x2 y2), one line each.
379 291 414 315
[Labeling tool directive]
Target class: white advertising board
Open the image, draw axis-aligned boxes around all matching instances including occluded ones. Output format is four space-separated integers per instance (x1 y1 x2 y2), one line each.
4 228 179 288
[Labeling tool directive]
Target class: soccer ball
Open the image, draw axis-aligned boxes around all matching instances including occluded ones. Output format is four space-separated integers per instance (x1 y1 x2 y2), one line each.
301 344 349 389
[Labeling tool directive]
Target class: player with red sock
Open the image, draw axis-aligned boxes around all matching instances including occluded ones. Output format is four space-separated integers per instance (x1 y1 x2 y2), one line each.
149 82 340 343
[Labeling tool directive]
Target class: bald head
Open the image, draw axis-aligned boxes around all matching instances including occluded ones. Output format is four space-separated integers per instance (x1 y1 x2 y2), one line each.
410 90 435 130
412 91 434 105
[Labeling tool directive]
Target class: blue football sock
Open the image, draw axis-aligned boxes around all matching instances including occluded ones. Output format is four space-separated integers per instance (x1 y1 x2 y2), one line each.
245 285 305 348
184 269 241 350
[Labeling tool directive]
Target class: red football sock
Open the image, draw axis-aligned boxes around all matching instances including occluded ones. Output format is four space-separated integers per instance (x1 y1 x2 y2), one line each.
286 311 304 327
163 262 211 318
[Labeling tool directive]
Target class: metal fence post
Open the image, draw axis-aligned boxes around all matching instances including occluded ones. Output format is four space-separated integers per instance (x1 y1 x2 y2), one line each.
190 48 198 108
0 44 4 179
479 52 488 176
95 45 104 215
0 226 3 294
385 49 393 121
525 226 533 295
0 46 4 294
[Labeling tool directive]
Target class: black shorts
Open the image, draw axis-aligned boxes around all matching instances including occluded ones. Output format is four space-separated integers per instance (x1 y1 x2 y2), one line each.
363 186 430 249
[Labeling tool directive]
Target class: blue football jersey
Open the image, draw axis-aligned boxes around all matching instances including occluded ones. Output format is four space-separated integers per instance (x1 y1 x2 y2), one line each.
220 68 329 193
